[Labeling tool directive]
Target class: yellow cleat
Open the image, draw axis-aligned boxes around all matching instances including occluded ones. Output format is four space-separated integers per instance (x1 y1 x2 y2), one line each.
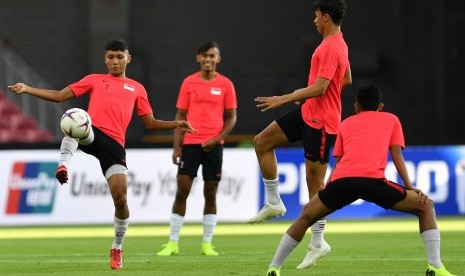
201 242 219 256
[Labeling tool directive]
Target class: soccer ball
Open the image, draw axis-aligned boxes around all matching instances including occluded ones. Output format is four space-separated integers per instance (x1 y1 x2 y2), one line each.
60 108 92 139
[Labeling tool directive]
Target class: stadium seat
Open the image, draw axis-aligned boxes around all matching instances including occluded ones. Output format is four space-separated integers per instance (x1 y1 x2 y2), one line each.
0 98 55 143
25 129 54 142
0 118 10 130
10 114 38 131
0 100 21 117
0 129 22 143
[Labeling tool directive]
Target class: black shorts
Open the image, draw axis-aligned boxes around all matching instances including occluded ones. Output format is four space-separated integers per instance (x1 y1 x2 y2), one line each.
79 126 127 176
276 106 336 163
318 177 408 210
178 144 223 181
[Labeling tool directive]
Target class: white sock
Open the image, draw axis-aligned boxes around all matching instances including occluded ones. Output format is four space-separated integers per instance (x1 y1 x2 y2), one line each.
203 214 217 243
169 213 184 242
310 220 326 249
264 178 280 205
112 217 129 250
59 136 78 168
269 233 300 268
421 229 442 268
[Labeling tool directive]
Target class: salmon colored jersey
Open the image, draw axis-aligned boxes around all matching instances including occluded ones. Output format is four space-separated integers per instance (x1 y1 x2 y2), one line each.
176 72 237 144
330 111 405 181
68 74 153 147
302 32 350 134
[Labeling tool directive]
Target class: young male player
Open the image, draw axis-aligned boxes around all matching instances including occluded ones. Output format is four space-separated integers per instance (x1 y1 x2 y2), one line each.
8 38 195 270
157 41 237 256
265 85 456 276
248 0 351 269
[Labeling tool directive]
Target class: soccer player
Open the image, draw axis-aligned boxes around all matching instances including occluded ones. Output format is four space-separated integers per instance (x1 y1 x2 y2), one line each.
156 41 237 256
265 85 456 276
7 38 195 270
248 0 351 269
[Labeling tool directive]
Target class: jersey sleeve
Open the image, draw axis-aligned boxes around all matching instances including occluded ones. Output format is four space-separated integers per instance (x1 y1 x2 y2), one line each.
224 80 237 109
135 84 153 116
176 79 190 110
317 44 340 81
389 116 405 149
68 75 94 97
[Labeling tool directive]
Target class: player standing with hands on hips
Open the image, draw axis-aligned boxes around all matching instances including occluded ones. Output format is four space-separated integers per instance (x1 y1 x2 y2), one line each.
156 41 237 256
248 0 351 269
265 85 456 276
8 38 196 270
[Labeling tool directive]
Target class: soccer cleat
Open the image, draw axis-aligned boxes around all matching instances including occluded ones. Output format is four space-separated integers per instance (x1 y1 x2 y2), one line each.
246 200 286 224
156 241 179 256
266 266 280 276
425 264 456 276
201 242 219 256
296 241 331 269
55 165 68 185
110 248 123 270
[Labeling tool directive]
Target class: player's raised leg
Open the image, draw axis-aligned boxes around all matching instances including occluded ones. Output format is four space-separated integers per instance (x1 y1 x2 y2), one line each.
247 122 288 224
55 136 78 184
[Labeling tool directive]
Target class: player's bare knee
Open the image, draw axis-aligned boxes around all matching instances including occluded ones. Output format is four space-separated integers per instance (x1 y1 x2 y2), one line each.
113 195 127 209
424 198 436 213
253 134 265 151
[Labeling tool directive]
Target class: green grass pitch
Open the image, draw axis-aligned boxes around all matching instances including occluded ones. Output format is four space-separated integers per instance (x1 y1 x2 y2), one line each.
0 217 463 275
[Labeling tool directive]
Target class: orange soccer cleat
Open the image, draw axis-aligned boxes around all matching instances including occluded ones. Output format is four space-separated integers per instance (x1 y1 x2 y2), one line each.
55 165 68 185
110 248 123 270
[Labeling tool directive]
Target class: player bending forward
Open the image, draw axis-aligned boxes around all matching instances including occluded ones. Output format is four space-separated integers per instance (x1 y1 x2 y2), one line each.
265 85 456 276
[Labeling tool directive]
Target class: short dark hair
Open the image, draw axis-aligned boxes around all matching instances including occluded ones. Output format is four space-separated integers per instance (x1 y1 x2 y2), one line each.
313 0 347 25
356 84 382 111
105 38 129 51
197 41 220 55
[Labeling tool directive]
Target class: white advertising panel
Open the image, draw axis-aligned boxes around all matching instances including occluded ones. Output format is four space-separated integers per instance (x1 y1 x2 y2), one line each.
0 149 259 226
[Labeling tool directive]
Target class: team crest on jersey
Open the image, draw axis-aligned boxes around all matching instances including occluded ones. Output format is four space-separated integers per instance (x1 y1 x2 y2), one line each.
210 87 221 95
124 83 135 92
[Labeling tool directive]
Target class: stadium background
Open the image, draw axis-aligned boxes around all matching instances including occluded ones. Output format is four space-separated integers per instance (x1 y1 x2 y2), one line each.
0 0 464 145
0 0 464 225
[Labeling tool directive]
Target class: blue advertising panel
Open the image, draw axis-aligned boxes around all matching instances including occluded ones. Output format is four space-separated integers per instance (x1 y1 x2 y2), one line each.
259 146 465 220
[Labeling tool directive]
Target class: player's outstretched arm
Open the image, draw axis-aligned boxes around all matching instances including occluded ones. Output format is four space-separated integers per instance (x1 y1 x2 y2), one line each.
8 83 75 103
140 114 196 133
255 77 330 112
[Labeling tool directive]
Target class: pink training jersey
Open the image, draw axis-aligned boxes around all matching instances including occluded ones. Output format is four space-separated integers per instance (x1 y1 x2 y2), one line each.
302 32 350 134
330 111 405 181
69 74 153 147
176 72 237 144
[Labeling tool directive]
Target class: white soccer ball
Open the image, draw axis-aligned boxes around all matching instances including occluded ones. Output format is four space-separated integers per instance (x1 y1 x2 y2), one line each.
60 108 92 139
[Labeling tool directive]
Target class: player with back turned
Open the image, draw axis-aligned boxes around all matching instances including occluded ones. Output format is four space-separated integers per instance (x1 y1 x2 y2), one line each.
265 85 456 276
8 38 195 270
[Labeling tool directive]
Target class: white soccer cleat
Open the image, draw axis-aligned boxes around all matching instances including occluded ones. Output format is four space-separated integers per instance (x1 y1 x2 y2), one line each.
246 200 286 224
296 241 331 269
